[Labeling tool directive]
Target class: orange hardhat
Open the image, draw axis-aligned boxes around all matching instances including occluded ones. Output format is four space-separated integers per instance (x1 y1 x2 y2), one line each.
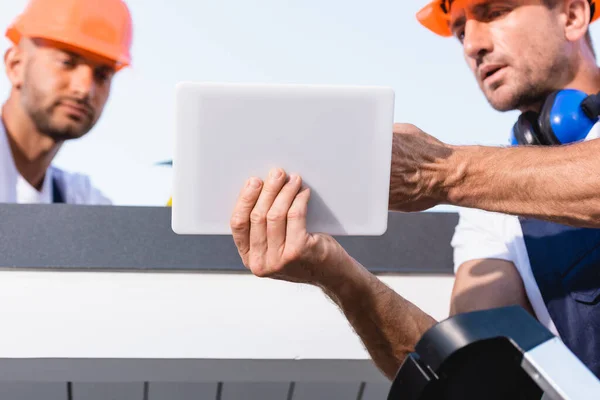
5 0 133 71
417 0 600 37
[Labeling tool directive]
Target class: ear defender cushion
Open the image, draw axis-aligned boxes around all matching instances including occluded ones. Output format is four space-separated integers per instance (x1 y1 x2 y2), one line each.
538 89 595 145
512 111 546 145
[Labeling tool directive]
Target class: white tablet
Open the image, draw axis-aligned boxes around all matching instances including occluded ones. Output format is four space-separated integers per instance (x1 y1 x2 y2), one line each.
171 82 395 236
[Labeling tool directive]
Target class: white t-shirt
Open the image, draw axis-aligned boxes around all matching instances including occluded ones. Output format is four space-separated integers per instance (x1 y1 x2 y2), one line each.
450 122 600 337
0 119 111 205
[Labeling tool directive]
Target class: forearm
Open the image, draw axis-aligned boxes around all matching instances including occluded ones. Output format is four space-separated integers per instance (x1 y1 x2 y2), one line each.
317 255 437 380
444 139 600 227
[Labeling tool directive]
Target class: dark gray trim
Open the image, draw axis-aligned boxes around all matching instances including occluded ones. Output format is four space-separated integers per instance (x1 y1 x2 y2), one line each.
0 204 457 274
0 359 388 383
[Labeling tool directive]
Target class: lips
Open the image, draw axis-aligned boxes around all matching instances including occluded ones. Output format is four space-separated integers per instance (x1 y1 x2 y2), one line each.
479 64 505 82
59 102 91 119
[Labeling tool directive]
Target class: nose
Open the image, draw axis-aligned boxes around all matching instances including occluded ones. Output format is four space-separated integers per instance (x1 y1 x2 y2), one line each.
69 64 96 99
463 20 493 61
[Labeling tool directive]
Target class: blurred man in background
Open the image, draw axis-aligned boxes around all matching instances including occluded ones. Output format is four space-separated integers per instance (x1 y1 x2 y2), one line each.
0 0 133 204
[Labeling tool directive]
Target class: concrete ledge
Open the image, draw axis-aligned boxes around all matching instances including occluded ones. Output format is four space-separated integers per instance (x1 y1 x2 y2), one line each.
0 204 457 274
0 359 388 383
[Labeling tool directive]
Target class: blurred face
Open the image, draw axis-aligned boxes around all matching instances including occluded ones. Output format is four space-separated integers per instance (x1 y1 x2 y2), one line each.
12 38 115 141
449 0 578 111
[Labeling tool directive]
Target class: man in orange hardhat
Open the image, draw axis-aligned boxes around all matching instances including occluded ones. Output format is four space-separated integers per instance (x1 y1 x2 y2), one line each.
228 0 600 385
0 0 132 203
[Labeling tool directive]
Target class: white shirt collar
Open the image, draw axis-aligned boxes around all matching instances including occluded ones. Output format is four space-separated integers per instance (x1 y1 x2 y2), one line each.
0 116 53 203
585 120 600 141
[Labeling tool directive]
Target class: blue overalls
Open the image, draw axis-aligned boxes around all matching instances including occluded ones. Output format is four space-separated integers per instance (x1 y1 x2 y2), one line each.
520 217 600 377
52 175 64 203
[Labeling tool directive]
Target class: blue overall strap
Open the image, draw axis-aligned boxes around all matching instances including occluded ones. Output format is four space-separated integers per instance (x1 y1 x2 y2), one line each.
519 217 600 378
52 175 65 204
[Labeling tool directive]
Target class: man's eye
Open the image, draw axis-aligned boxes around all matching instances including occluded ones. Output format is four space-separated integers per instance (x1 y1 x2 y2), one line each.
95 70 110 83
486 8 509 20
59 58 76 67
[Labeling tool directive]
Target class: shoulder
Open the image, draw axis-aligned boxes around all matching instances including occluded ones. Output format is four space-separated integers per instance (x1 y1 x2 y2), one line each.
51 167 112 205
451 207 518 272
586 120 600 140
451 207 516 244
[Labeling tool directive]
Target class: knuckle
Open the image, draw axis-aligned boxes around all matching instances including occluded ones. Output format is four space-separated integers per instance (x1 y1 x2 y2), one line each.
284 248 302 261
250 209 267 225
267 208 285 223
252 256 285 278
230 213 248 230
287 207 306 221
248 256 264 273
252 263 273 278
253 267 271 278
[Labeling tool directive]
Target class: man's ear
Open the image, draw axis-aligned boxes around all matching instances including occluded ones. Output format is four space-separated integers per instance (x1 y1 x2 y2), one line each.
564 0 591 42
4 46 25 89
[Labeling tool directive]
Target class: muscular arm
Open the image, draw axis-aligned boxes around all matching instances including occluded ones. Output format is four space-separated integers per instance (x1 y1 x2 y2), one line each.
450 258 533 316
318 254 530 380
318 254 437 380
231 166 533 381
445 139 600 227
389 124 600 227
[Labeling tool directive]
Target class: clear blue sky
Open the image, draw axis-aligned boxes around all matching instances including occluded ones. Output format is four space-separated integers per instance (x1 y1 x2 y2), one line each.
1 0 599 207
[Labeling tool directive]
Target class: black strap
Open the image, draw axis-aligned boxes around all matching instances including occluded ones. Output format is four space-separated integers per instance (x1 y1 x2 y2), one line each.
52 176 65 204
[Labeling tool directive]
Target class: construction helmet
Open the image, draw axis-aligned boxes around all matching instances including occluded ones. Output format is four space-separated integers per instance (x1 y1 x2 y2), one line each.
417 0 600 37
5 0 133 71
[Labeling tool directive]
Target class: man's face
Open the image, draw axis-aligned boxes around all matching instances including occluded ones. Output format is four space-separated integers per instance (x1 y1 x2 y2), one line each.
17 39 115 141
449 0 575 112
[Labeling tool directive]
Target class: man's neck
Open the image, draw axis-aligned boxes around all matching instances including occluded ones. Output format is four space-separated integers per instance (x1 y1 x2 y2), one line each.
518 61 600 114
1 99 61 191
564 63 600 95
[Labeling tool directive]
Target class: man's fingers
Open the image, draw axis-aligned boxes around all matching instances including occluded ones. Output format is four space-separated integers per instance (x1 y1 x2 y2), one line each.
266 174 303 258
249 168 288 260
230 177 263 264
285 186 311 248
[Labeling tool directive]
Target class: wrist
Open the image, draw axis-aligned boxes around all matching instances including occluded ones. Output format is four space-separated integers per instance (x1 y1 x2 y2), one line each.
440 144 476 207
315 247 368 302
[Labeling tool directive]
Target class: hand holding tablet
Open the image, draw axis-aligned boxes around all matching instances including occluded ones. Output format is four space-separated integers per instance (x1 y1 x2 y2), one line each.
171 82 395 236
228 167 350 283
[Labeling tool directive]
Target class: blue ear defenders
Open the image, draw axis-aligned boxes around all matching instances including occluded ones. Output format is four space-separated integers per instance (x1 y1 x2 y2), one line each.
510 89 600 146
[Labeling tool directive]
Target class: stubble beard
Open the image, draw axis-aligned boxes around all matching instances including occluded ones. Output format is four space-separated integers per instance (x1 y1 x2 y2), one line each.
20 69 94 142
484 54 575 113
